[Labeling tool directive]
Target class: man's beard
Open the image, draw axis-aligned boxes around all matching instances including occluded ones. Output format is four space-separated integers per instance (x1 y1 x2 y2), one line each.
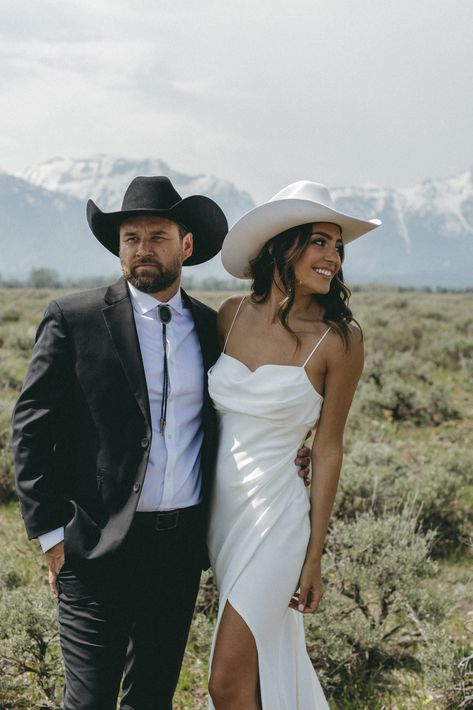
121 257 182 294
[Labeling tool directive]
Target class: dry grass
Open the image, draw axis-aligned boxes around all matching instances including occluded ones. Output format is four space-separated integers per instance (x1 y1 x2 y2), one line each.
0 287 472 709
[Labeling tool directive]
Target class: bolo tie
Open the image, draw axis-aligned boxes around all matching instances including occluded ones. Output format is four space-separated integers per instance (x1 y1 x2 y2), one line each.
158 304 172 433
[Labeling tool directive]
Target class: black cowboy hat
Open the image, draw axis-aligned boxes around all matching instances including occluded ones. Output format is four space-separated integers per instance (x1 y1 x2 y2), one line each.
86 175 228 266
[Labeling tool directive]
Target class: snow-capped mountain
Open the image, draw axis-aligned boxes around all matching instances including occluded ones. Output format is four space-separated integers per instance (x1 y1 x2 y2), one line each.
3 156 473 286
0 171 119 279
332 171 473 285
17 155 254 226
12 155 256 283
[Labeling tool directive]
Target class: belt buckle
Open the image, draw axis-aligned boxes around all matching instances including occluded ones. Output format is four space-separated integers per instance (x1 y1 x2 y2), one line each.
155 510 179 531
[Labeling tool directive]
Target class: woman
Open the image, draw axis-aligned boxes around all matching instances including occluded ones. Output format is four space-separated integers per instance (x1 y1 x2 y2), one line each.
207 181 381 709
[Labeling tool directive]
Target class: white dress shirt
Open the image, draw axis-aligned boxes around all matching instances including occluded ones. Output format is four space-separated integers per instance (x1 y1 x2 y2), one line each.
39 283 204 552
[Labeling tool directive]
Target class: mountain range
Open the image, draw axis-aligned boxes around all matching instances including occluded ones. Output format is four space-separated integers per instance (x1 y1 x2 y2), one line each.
0 155 472 287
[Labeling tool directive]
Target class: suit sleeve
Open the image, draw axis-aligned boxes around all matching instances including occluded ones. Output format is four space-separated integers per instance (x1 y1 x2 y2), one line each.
12 300 74 539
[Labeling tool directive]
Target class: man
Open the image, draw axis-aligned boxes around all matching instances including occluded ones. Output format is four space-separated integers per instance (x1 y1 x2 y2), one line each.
12 175 309 710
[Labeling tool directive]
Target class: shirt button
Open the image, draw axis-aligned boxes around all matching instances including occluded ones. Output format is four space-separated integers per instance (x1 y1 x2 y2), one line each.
140 437 149 448
133 482 141 493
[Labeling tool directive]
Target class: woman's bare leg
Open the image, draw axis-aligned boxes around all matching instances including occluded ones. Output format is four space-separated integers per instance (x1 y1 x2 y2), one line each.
209 601 262 710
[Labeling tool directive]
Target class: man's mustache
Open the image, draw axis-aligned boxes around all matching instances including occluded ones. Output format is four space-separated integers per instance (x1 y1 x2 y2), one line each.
132 259 162 268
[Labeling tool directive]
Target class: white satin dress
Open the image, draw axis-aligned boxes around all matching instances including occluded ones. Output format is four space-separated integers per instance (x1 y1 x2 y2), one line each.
207 298 330 709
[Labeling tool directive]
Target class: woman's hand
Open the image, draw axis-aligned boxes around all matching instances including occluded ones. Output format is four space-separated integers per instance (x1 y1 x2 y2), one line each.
289 560 324 614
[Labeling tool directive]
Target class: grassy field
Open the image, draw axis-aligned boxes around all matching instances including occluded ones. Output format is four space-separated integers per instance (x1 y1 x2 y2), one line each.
0 288 472 709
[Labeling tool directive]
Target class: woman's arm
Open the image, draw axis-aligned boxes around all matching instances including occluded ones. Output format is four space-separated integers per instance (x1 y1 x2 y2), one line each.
294 327 364 613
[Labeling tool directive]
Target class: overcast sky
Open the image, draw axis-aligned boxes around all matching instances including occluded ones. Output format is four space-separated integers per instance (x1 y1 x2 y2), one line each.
1 0 472 201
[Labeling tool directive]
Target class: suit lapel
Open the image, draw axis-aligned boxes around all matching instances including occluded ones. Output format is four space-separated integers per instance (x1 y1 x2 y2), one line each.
102 277 151 426
181 289 217 372
181 289 219 511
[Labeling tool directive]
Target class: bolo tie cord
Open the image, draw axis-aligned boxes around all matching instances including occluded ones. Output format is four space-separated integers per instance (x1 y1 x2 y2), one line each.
158 305 172 433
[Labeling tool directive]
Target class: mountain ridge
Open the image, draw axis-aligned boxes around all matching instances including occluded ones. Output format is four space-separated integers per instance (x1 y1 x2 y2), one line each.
2 156 472 286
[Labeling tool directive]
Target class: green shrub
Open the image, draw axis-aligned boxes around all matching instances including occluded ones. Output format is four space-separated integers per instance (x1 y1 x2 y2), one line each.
411 460 470 550
0 447 15 503
0 402 16 503
335 443 472 552
375 323 425 355
0 588 63 709
334 442 409 521
0 288 470 709
419 630 473 709
437 448 473 486
357 377 460 426
455 317 473 335
304 512 442 702
430 337 473 371
0 357 28 389
0 309 21 323
0 560 26 590
0 323 37 356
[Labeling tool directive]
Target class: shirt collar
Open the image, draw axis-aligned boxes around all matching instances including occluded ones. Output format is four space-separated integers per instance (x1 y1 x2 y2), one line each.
128 282 184 316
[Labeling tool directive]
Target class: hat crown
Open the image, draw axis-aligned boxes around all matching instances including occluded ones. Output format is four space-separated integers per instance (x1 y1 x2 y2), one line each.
121 176 182 211
269 181 334 209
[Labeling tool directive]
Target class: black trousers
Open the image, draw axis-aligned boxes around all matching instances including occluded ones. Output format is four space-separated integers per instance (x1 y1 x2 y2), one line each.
56 506 204 710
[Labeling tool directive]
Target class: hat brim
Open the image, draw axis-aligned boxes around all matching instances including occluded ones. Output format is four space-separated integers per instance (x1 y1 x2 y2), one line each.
221 198 382 278
87 195 228 266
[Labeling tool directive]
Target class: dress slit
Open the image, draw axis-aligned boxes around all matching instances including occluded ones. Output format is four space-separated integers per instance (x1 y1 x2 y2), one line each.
209 595 263 710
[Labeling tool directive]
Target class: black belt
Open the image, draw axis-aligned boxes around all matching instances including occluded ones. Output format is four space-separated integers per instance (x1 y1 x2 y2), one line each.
133 504 203 531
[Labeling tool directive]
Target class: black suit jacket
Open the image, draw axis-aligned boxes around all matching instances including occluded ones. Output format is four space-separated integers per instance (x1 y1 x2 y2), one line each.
12 277 220 563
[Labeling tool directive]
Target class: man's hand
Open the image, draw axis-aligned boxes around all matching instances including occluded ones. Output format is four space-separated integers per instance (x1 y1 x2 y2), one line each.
295 443 311 486
45 541 65 598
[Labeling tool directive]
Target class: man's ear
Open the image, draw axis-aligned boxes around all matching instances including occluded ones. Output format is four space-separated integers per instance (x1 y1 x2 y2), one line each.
182 232 193 260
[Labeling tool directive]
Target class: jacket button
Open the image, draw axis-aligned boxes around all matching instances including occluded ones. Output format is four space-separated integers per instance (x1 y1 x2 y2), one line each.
133 482 141 493
140 437 149 448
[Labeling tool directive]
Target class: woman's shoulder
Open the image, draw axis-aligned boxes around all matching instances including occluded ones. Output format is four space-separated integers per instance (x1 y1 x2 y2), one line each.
216 293 250 342
344 320 363 344
322 320 363 362
218 293 248 323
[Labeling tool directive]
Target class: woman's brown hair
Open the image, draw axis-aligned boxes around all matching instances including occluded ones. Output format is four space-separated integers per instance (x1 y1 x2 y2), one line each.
249 223 361 350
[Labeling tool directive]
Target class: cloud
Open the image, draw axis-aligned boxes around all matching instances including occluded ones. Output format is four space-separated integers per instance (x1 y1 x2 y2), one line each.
171 79 213 96
0 0 472 199
0 0 97 42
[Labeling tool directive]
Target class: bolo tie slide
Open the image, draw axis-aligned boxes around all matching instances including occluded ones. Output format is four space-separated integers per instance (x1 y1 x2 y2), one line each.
158 305 172 433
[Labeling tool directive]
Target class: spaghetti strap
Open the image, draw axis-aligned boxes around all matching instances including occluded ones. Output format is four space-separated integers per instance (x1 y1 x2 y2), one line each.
303 327 331 367
223 296 247 353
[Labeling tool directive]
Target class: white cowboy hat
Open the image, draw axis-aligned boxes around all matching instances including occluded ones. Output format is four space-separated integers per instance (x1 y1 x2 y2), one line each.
221 180 382 278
